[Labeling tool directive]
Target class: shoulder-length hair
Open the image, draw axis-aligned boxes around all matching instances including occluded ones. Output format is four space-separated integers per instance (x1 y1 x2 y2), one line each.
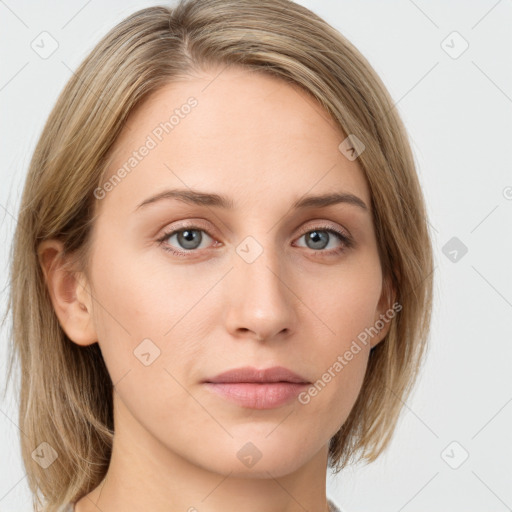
2 0 434 510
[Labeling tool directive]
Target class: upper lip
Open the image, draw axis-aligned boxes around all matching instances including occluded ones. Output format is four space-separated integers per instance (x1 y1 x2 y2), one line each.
203 366 310 384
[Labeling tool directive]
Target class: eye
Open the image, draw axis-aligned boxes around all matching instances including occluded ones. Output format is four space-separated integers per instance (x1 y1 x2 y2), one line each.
157 225 216 256
294 225 353 256
156 223 353 258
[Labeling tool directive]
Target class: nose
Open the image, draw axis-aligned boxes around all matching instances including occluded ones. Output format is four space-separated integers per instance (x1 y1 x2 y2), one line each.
223 246 298 343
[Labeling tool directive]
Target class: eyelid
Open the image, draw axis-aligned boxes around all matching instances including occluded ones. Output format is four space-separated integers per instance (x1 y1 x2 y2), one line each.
297 220 350 238
158 219 214 237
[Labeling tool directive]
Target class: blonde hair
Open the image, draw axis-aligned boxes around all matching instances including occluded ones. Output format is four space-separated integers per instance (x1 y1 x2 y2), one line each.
2 0 434 510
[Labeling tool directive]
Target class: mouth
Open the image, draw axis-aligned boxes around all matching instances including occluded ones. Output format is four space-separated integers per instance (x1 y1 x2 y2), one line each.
202 366 311 409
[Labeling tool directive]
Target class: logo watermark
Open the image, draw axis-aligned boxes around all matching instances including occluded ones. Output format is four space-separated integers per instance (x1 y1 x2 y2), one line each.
298 301 402 405
94 96 198 200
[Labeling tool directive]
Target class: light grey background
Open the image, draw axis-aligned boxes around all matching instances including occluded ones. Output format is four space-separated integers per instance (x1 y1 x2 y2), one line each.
1 1 511 511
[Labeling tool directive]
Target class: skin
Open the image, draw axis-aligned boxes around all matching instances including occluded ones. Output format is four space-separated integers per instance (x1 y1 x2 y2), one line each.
39 65 394 512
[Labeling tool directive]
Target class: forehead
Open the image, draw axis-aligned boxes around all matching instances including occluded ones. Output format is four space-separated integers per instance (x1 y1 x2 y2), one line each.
98 66 371 216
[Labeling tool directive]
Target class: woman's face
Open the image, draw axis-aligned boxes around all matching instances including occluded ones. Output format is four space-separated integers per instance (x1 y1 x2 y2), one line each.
79 66 392 477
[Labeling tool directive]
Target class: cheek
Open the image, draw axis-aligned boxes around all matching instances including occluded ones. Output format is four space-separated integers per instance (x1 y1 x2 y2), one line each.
87 242 212 379
308 262 383 352
296 324 370 439
295 266 381 427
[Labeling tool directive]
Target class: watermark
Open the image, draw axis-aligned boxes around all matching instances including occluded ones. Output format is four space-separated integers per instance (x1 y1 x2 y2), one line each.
31 441 58 469
237 441 263 468
93 96 198 200
133 338 161 366
440 31 469 60
440 440 469 469
338 134 365 161
31 31 59 59
298 301 402 405
442 236 468 263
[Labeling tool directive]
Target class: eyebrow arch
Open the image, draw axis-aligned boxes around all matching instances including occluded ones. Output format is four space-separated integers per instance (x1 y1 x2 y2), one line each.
134 188 369 212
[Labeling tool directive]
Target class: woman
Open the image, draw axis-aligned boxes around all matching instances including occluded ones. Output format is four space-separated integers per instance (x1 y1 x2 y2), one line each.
4 0 434 511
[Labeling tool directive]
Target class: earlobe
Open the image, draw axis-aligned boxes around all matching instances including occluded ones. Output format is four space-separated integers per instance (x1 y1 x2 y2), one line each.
37 239 97 347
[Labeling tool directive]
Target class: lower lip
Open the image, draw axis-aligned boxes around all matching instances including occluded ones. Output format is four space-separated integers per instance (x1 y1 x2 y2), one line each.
203 382 309 409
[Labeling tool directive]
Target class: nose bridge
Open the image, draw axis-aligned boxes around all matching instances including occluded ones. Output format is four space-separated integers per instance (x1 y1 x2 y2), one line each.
224 231 297 340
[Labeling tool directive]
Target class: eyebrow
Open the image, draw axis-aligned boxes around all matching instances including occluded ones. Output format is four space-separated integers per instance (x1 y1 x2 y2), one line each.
134 188 369 212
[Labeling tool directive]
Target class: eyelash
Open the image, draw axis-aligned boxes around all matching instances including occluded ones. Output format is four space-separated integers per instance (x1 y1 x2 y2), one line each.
156 223 353 258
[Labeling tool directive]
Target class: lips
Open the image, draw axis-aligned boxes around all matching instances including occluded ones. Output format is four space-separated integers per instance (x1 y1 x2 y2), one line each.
203 365 310 384
202 366 311 409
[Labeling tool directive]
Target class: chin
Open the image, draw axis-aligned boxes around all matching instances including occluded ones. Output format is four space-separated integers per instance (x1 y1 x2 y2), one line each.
197 437 313 479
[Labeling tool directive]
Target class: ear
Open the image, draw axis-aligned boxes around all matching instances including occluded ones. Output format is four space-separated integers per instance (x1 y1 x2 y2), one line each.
370 273 396 349
37 239 97 346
